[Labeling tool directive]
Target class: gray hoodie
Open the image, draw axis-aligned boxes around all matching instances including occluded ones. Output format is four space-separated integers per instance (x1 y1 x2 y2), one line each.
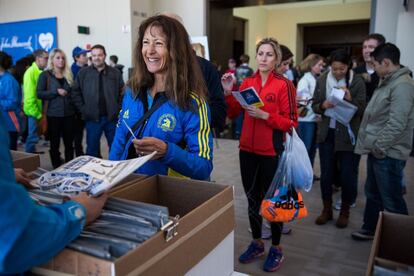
355 67 414 160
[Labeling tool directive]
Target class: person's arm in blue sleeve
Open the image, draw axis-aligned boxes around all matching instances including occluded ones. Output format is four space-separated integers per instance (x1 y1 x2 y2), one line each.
0 133 84 273
109 90 130 160
0 74 20 111
0 116 106 274
162 95 213 180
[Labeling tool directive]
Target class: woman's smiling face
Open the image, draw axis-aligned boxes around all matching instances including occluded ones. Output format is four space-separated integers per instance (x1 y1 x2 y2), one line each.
142 25 169 75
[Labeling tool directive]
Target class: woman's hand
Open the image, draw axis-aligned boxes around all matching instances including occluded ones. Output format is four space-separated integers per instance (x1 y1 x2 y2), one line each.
132 137 168 159
221 73 235 93
71 192 108 225
57 88 68 97
343 88 352 101
322 100 335 110
14 168 33 189
244 105 269 120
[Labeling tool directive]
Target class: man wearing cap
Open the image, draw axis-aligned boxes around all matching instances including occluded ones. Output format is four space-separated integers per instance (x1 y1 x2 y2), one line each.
71 46 89 156
71 46 89 79
72 44 124 158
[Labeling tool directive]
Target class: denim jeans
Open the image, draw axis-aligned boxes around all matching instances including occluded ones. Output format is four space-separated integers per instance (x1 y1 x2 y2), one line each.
234 112 244 139
318 129 359 203
25 116 39 153
362 154 408 232
85 117 116 157
297 121 317 166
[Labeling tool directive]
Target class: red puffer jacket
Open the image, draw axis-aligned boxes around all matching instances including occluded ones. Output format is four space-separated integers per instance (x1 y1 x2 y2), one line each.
227 70 298 156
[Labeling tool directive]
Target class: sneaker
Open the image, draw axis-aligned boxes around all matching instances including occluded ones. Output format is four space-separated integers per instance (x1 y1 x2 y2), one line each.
351 229 375 241
263 246 284 272
239 240 265 264
334 199 356 211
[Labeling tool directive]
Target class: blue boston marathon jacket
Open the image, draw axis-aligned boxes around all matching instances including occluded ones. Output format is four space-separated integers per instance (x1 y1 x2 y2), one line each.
109 87 213 180
0 116 86 274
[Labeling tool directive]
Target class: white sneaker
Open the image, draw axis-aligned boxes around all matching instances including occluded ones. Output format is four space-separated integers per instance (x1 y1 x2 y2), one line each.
334 199 356 210
247 221 272 239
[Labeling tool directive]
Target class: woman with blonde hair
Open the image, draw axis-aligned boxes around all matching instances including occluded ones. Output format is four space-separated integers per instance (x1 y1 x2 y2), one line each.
37 48 76 168
222 37 298 272
296 53 324 166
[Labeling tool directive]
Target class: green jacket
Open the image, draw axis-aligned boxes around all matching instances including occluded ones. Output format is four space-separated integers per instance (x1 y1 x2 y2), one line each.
23 62 43 119
355 67 414 160
312 71 366 151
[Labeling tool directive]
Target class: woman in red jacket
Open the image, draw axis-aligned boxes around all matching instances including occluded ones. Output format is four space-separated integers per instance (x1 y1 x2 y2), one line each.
222 37 298 272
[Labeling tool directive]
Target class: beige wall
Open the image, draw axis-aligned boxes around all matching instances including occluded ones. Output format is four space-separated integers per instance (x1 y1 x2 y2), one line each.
233 6 268 68
234 0 371 66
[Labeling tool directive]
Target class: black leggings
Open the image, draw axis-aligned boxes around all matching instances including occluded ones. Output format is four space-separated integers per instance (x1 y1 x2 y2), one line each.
239 150 283 246
47 116 75 168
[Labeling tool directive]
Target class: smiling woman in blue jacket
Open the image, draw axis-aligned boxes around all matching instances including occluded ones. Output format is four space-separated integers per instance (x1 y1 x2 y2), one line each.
0 51 21 150
109 15 212 180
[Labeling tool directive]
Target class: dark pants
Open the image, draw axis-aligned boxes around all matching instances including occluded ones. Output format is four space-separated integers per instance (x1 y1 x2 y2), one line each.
362 154 408 232
8 131 18 150
318 129 359 204
47 116 75 168
73 113 85 156
239 150 283 246
85 116 116 158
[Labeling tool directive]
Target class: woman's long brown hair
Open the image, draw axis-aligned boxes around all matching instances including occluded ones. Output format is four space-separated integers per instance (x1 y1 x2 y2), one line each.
129 15 207 110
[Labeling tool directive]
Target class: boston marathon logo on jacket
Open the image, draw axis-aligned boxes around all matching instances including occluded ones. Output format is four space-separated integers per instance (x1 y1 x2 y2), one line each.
157 114 176 132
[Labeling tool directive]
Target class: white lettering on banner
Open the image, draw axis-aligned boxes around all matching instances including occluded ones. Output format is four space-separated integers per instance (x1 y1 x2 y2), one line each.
0 36 34 52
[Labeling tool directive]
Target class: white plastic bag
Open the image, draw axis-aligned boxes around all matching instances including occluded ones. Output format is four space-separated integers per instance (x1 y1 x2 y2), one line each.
285 128 313 192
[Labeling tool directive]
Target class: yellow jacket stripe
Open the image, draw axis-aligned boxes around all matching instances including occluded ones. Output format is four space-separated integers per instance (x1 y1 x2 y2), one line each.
190 93 210 160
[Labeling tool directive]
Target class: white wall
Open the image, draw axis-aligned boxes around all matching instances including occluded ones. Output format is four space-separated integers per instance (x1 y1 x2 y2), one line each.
0 0 208 80
373 0 414 72
152 0 206 36
0 0 132 80
372 0 405 44
396 3 414 72
233 6 269 68
130 0 154 65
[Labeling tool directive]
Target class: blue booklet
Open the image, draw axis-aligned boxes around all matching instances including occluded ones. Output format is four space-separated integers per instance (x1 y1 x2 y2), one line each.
232 86 264 107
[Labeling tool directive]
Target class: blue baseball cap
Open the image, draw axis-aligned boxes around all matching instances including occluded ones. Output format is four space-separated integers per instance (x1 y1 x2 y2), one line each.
72 46 89 58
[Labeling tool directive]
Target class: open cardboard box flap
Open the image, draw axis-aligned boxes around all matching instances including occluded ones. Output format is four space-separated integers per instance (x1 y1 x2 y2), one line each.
38 175 235 276
366 212 414 276
10 150 40 172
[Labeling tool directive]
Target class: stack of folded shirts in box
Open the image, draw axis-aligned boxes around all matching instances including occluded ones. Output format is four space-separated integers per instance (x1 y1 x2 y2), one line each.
28 189 170 260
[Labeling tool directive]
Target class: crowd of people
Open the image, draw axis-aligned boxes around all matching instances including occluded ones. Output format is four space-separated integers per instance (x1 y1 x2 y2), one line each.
0 12 413 274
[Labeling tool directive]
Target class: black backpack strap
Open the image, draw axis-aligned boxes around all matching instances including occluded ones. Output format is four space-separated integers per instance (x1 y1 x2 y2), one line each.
124 92 168 143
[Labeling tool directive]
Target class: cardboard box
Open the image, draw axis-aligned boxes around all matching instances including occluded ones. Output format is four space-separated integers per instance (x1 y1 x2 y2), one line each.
36 175 235 276
10 150 40 172
108 173 147 194
366 212 414 276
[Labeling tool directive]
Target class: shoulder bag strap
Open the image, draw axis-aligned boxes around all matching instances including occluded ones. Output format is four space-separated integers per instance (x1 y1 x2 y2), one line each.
124 93 168 143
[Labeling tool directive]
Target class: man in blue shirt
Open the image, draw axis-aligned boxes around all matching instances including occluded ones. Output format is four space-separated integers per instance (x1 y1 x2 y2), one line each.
0 115 107 274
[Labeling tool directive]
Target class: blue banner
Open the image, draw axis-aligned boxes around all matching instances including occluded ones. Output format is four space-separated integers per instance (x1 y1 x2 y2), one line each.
0 17 57 63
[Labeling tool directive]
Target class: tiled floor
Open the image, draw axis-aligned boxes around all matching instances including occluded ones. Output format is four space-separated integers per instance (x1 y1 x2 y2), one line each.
28 137 414 276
